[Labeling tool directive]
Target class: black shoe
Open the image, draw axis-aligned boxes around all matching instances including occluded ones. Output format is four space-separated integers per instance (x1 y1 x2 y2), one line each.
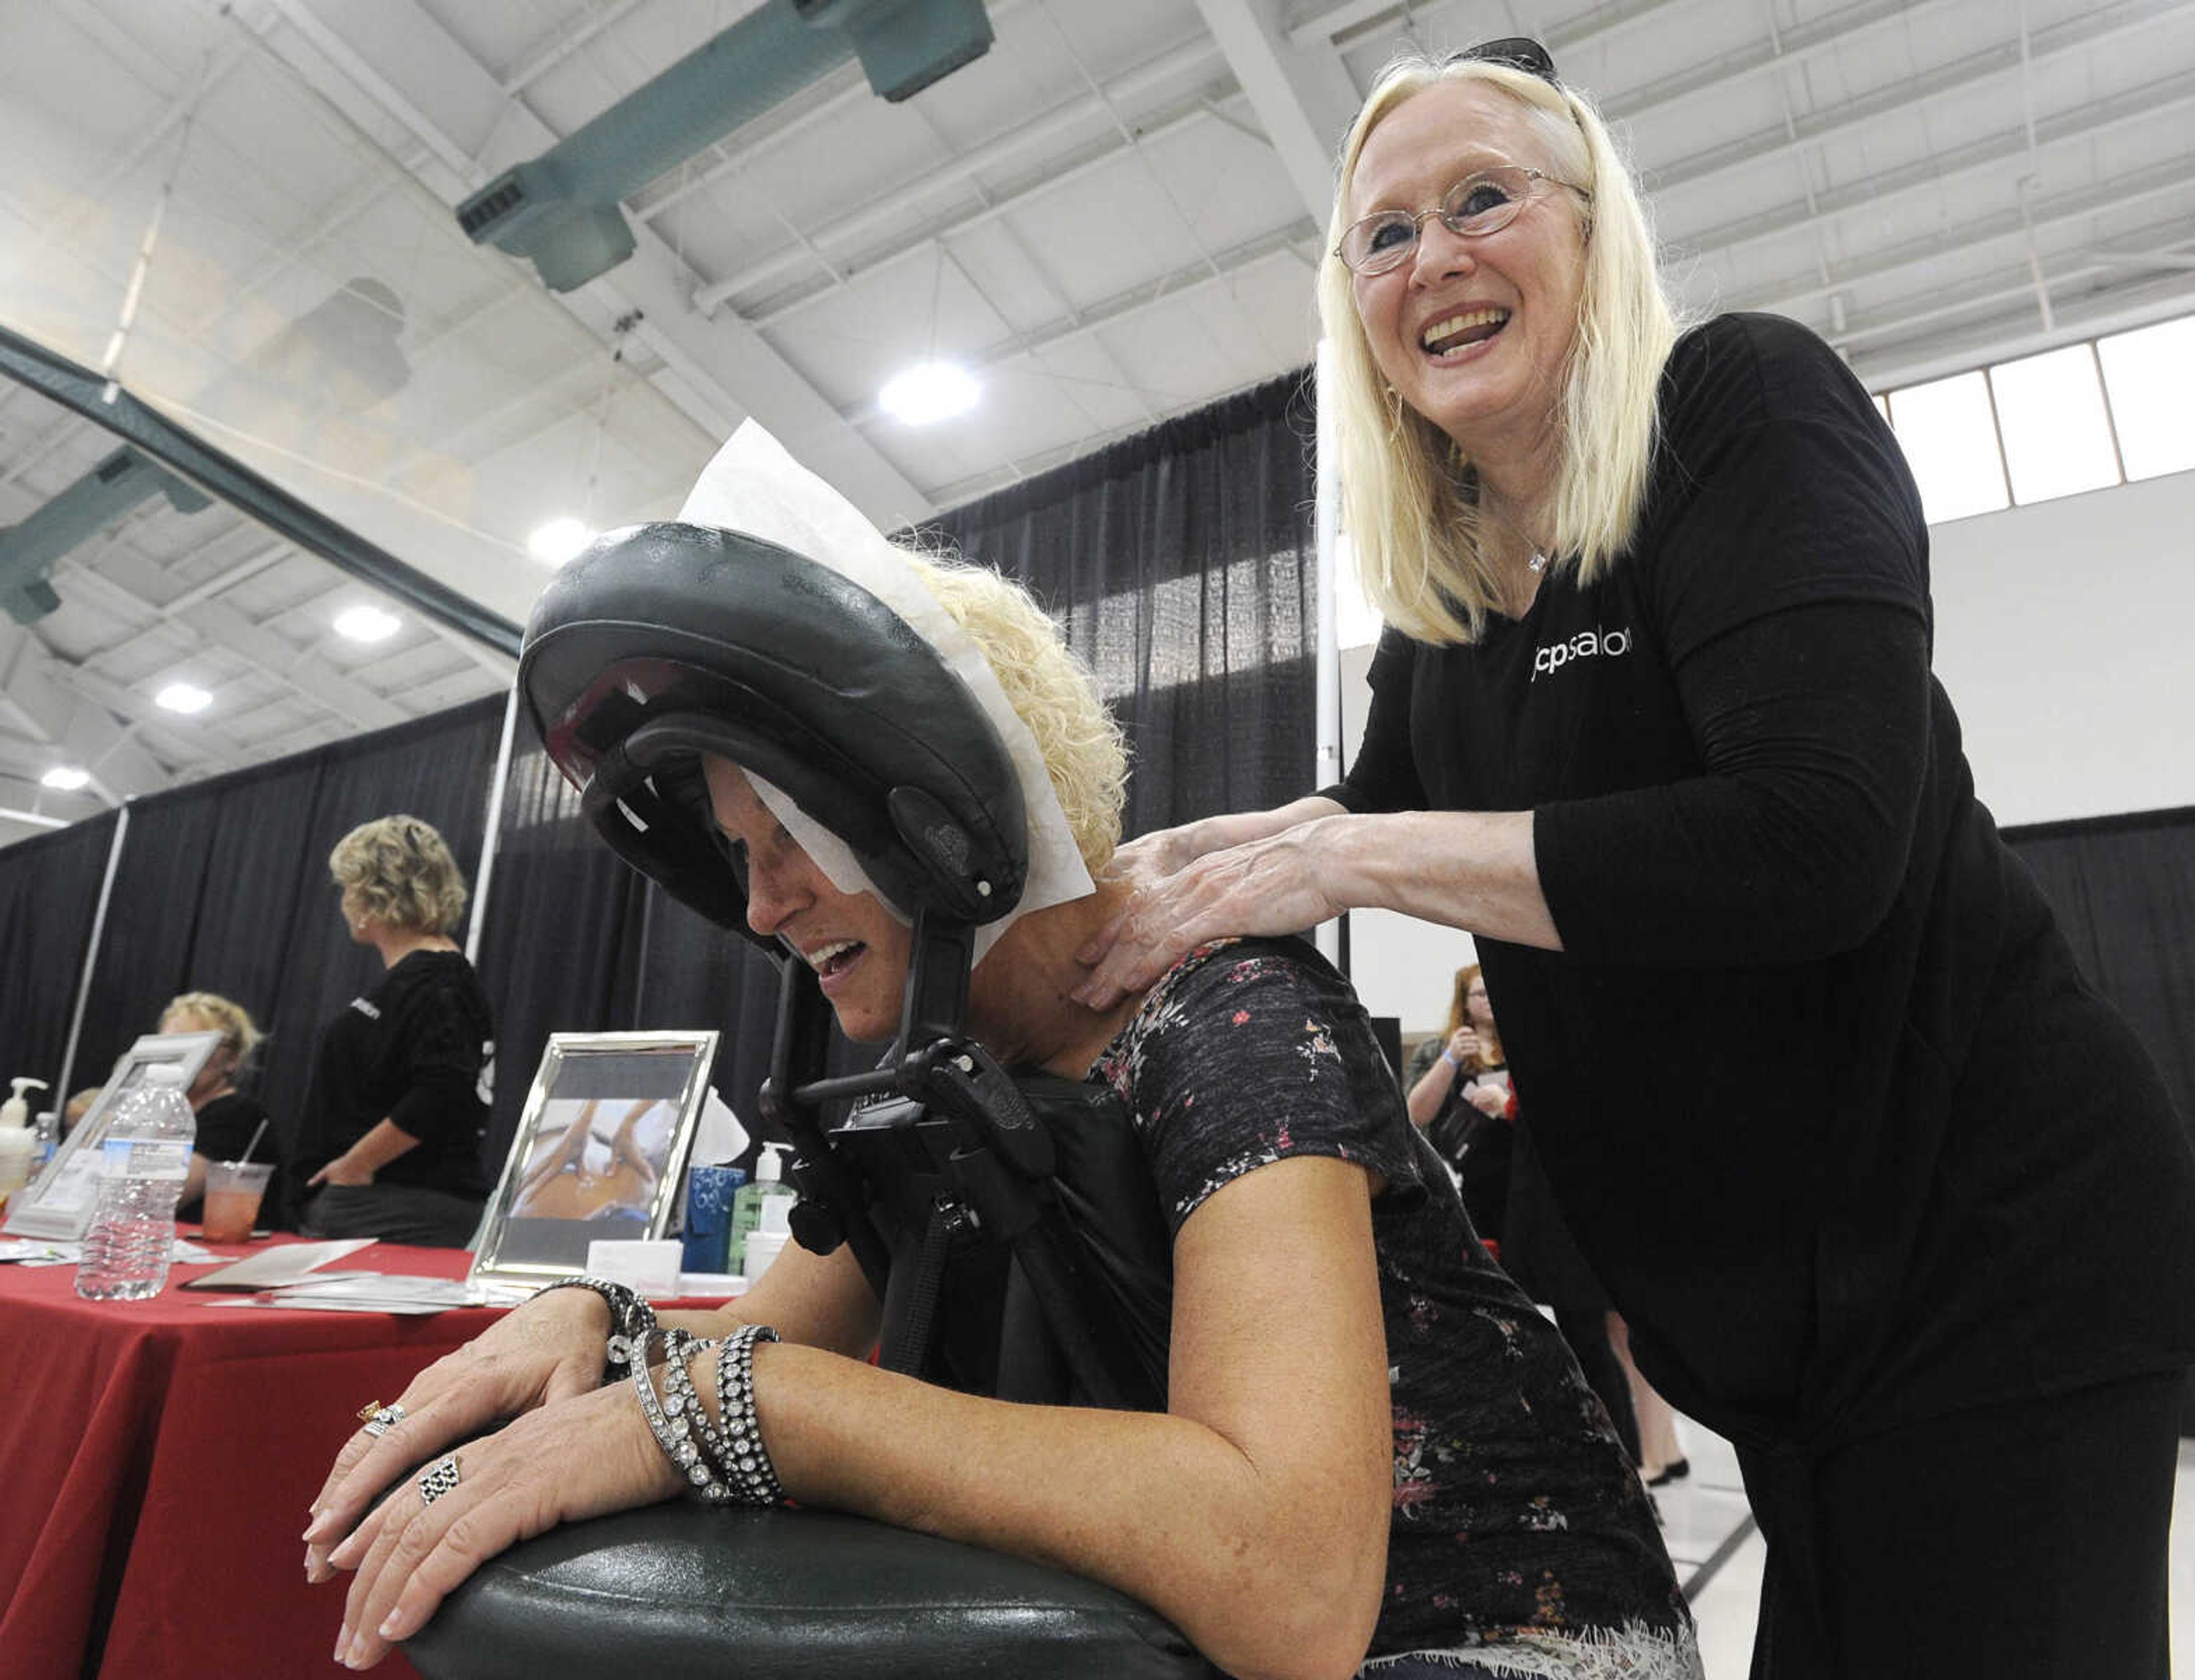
1646 1458 1690 1487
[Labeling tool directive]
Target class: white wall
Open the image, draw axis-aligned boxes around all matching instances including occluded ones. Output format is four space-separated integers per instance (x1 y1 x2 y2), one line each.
1335 469 2195 1036
1929 469 2195 826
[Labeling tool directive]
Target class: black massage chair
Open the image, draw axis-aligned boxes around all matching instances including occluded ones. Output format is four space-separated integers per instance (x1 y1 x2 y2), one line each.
401 523 1211 1679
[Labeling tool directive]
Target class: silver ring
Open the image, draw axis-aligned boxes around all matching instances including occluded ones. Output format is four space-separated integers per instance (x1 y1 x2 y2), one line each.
416 1454 461 1505
361 1403 405 1439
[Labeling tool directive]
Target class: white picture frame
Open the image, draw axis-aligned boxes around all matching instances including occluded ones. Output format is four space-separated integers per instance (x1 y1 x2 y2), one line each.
468 1030 719 1290
3 1031 225 1240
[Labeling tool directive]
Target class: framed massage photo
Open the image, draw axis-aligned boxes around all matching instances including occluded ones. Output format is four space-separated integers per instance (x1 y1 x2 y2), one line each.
469 1030 719 1290
3 1030 226 1240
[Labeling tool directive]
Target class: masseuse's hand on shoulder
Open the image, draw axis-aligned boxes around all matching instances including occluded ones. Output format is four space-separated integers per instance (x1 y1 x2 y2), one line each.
1076 796 1351 1007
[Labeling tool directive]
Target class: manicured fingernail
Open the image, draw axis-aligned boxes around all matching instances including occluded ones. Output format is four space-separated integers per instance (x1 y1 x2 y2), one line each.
334 1626 353 1664
345 1630 372 1666
378 1609 410 1640
303 1511 337 1542
328 1534 361 1568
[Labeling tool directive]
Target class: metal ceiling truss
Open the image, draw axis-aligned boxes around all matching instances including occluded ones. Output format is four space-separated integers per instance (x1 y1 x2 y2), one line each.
1682 68 2195 257
249 0 933 527
1651 0 2192 197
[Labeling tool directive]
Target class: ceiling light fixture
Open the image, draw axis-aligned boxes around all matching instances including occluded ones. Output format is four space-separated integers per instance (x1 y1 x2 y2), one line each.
879 360 980 425
42 765 91 792
528 517 594 565
155 681 212 715
334 605 401 644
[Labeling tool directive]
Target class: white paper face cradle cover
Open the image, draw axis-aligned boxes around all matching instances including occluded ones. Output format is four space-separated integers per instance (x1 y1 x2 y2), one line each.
675 421 1095 964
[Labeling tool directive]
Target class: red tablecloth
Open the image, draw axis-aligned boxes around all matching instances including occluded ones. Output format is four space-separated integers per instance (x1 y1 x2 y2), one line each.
0 1235 505 1680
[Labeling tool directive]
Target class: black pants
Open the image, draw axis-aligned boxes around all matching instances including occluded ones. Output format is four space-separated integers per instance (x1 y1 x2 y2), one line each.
1740 1371 2182 1679
301 1182 485 1248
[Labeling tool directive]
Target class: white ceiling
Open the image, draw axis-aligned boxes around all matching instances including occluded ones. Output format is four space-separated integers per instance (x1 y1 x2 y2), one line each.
4 0 2192 845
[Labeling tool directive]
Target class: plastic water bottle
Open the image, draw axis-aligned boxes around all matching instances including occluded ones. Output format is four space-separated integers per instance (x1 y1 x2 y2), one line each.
74 1064 197 1301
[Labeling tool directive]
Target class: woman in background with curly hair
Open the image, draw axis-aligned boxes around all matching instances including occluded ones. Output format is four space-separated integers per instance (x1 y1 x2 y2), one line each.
296 815 494 1247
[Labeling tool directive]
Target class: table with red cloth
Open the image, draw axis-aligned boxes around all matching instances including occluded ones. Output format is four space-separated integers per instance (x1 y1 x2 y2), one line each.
0 1236 505 1680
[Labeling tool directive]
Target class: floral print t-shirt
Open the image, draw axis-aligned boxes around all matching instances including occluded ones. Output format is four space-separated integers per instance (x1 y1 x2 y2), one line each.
1091 938 1701 1679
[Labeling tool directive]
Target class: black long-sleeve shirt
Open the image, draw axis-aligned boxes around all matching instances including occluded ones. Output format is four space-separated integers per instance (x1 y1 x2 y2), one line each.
1330 313 2195 1450
294 949 493 1200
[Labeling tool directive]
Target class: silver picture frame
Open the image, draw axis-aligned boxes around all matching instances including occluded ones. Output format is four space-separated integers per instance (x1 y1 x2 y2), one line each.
468 1029 719 1290
3 1030 226 1240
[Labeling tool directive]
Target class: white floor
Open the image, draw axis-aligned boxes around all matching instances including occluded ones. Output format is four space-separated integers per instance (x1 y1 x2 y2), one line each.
1667 1427 2195 1675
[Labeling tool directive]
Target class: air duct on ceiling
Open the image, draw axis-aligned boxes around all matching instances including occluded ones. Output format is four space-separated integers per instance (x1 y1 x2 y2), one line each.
456 0 993 293
0 447 211 625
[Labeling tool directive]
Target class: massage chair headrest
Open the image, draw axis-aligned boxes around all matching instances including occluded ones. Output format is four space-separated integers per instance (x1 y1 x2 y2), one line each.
517 521 1029 947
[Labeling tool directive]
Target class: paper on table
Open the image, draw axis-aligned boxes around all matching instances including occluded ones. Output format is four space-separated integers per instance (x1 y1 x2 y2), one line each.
0 1238 78 1264
179 1238 377 1290
202 1274 486 1315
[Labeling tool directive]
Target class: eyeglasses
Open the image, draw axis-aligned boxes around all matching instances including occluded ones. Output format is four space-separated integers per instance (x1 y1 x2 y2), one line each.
1444 36 1561 86
1335 166 1587 276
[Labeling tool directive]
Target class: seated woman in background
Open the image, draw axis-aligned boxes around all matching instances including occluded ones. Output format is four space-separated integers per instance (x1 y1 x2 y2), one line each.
158 990 279 1224
304 485 1699 1678
294 815 494 1248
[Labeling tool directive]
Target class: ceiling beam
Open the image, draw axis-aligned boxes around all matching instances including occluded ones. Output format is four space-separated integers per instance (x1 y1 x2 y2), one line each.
1193 0 1357 225
1300 0 1694 54
1671 69 2195 258
689 33 1226 313
1843 262 2195 391
748 99 1226 330
1650 0 2191 199
58 546 408 731
0 618 173 801
1604 0 1961 126
929 224 1319 401
248 0 932 527
1735 159 2195 319
628 0 1034 224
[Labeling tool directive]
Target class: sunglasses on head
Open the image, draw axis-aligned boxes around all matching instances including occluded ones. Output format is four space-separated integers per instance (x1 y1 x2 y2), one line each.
1444 36 1560 86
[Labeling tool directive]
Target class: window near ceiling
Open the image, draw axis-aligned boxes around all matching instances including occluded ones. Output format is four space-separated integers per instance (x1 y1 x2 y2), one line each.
1871 307 2195 524
1989 345 2121 506
2096 316 2195 481
1887 371 2010 522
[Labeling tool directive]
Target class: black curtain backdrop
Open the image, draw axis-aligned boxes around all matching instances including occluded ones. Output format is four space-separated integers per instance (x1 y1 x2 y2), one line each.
0 809 120 1102
2004 805 2195 1131
920 367 1319 839
6 368 1325 1202
69 697 504 1203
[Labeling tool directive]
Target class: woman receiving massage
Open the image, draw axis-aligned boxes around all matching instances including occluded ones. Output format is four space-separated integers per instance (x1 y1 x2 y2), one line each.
302 426 1699 1680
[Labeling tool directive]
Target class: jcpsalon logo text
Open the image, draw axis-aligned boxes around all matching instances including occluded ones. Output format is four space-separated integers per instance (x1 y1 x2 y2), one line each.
1532 625 1632 681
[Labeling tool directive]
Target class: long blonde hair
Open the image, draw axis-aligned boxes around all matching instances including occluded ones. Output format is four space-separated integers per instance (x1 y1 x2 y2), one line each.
1317 52 1684 645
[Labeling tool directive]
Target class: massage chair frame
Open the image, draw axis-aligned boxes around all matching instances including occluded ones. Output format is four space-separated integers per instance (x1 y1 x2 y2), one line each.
523 522 1168 1414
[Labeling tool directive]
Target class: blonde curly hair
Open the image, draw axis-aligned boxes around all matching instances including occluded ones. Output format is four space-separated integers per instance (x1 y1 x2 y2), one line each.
904 553 1127 876
329 815 469 935
159 991 264 1070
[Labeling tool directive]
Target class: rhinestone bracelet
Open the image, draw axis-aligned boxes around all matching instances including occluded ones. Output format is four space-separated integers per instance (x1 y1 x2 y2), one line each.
534 1274 657 1382
711 1323 786 1507
658 1333 740 1507
630 1327 734 1505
